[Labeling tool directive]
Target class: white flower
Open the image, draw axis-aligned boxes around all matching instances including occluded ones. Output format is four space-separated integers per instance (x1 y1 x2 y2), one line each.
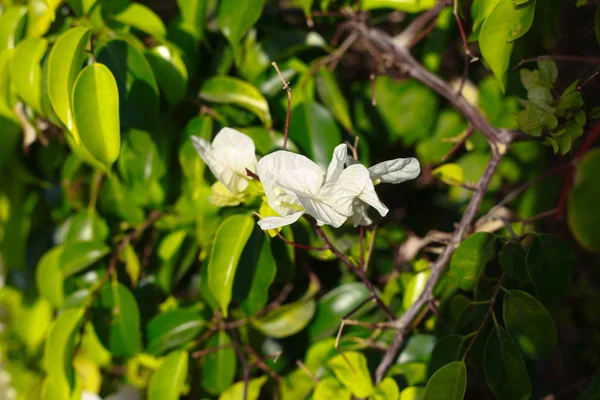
191 127 257 194
256 144 388 230
346 154 420 226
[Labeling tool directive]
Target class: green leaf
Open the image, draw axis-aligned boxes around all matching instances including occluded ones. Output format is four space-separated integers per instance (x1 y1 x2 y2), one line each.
57 209 109 244
145 44 188 106
503 289 557 359
288 102 342 167
208 214 255 317
498 242 529 281
93 281 142 357
36 247 65 308
538 60 558 86
199 76 272 128
472 0 500 35
371 378 400 400
217 0 266 54
388 362 428 387
148 350 189 400
122 243 141 286
514 101 558 137
479 0 536 91
253 297 316 338
569 149 600 250
428 335 465 377
0 6 27 54
374 76 438 144
450 232 497 291
12 37 47 113
398 334 437 364
416 110 467 165
177 0 208 39
72 63 121 168
596 7 600 47
578 368 600 400
218 376 268 400
422 361 466 400
42 308 85 398
314 377 352 400
484 326 532 400
97 39 160 130
399 387 425 400
403 271 430 310
526 234 575 305
99 176 146 224
289 0 314 25
47 27 92 140
240 30 325 83
308 282 374 341
61 241 110 276
147 309 206 355
316 67 353 132
362 0 437 13
180 116 212 192
111 3 167 38
328 352 374 398
201 331 237 395
432 164 465 186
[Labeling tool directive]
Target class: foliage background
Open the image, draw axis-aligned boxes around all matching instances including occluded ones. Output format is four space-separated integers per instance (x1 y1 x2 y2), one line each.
1 0 600 399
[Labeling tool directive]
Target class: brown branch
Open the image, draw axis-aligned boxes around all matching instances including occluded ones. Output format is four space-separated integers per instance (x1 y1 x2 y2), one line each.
374 147 505 384
349 21 513 146
394 0 450 47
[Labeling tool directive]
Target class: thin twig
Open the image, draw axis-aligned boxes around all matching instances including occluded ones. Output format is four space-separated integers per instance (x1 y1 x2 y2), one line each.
513 55 600 70
313 221 396 321
271 62 292 150
229 328 249 400
275 229 328 251
441 125 475 162
462 275 505 360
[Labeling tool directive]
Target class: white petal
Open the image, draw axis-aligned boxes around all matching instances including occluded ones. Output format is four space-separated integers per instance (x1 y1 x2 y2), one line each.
296 195 348 228
257 151 323 216
358 182 389 217
257 211 305 230
345 154 360 167
319 164 373 216
325 144 348 183
368 157 420 184
192 128 257 194
351 201 373 227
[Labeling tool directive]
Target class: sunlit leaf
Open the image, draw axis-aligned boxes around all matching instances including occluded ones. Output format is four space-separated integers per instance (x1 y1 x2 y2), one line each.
72 63 121 168
208 215 255 317
148 351 188 400
12 38 47 113
47 27 92 140
328 351 374 398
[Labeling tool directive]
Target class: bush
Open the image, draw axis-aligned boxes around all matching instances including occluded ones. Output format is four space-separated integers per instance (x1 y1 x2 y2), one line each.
0 0 599 399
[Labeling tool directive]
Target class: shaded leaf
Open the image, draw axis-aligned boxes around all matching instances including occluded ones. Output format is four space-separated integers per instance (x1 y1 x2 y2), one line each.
308 282 374 341
498 242 529 281
503 289 557 359
145 44 188 105
147 309 206 355
526 234 575 305
93 281 142 357
428 335 465 377
201 331 237 395
422 361 467 400
484 326 531 400
568 149 600 251
316 67 353 132
288 102 342 167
